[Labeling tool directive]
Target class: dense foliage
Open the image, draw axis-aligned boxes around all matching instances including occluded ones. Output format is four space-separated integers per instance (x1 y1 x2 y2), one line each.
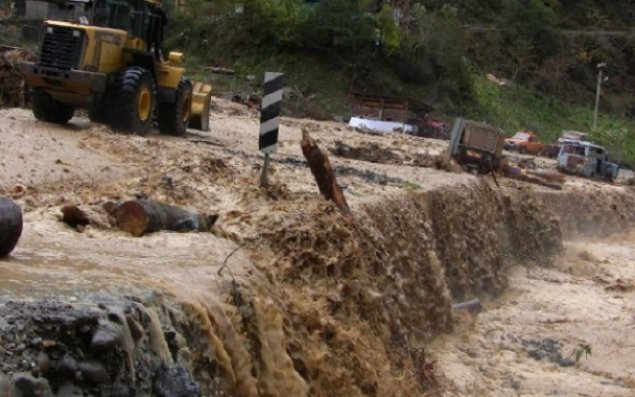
164 0 475 110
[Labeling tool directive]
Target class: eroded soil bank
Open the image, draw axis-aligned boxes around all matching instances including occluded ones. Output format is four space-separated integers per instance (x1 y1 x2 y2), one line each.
4 178 624 397
1 105 634 396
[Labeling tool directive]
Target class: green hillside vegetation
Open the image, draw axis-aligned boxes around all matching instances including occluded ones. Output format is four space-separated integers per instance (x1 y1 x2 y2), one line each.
469 77 635 163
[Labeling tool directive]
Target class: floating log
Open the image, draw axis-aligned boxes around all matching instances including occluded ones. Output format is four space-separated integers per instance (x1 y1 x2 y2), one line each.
300 129 352 218
0 197 23 257
114 199 218 237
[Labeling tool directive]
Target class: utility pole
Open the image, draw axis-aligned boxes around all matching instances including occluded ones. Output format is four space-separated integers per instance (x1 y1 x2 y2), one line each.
593 62 607 130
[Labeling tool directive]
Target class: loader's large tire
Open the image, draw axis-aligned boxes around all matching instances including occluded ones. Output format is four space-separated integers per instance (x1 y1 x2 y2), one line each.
158 78 193 136
32 89 75 124
88 102 109 124
110 67 155 134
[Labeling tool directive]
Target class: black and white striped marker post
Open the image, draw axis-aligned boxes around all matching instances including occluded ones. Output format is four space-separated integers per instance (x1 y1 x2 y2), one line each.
259 72 284 186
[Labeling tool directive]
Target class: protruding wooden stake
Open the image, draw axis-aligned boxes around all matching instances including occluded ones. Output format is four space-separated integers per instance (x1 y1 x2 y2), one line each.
260 153 270 187
300 129 352 218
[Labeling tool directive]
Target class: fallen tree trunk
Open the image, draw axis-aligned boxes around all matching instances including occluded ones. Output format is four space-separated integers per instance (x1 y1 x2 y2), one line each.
0 197 22 257
300 129 352 218
114 199 218 237
503 166 563 190
526 169 566 184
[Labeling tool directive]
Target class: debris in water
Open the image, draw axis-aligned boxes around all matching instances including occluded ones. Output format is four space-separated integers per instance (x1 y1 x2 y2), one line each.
114 198 219 236
522 338 576 367
451 298 482 314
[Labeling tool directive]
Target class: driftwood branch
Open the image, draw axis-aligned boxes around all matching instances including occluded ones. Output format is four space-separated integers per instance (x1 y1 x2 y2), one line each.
300 129 352 218
0 197 22 257
503 165 564 190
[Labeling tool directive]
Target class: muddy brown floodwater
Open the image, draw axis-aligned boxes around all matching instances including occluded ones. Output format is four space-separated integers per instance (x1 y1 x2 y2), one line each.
0 101 634 397
433 233 635 397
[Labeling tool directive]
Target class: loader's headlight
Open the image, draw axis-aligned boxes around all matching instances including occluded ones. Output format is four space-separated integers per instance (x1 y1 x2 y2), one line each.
73 30 80 38
46 27 53 34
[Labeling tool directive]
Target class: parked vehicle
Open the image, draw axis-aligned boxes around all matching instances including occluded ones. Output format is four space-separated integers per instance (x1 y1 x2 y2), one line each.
504 130 547 155
448 118 505 173
409 116 448 139
557 140 619 182
545 130 588 158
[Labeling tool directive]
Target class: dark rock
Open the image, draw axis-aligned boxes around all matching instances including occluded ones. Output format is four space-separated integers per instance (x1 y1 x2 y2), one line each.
55 382 83 397
90 321 122 352
109 383 134 397
55 355 77 378
523 338 576 367
153 365 201 397
77 361 109 384
2 363 17 374
11 372 54 397
29 338 42 348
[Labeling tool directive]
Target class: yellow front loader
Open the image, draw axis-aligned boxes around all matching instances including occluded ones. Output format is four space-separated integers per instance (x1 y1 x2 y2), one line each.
20 0 211 135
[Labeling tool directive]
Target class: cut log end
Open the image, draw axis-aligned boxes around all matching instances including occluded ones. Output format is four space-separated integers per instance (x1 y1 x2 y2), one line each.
0 197 23 257
115 201 150 237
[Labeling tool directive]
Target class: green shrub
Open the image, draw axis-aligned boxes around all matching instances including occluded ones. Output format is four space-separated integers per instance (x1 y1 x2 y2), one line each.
393 4 473 110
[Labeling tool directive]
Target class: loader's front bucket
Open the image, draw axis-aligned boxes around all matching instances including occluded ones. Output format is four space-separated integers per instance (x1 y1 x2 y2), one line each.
189 81 212 132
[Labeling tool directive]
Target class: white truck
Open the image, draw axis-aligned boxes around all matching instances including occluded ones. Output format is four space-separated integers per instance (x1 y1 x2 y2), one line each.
557 140 619 182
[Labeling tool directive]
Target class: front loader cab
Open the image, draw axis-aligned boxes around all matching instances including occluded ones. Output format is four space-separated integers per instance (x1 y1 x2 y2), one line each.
91 0 166 59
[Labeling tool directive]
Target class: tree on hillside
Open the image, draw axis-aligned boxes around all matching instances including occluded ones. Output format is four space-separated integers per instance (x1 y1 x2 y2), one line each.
498 0 562 79
395 4 473 109
300 0 376 50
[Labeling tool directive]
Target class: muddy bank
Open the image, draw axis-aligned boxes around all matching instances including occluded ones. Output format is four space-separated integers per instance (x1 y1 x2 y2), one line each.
0 179 564 397
211 180 564 396
537 185 635 238
2 177 632 396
